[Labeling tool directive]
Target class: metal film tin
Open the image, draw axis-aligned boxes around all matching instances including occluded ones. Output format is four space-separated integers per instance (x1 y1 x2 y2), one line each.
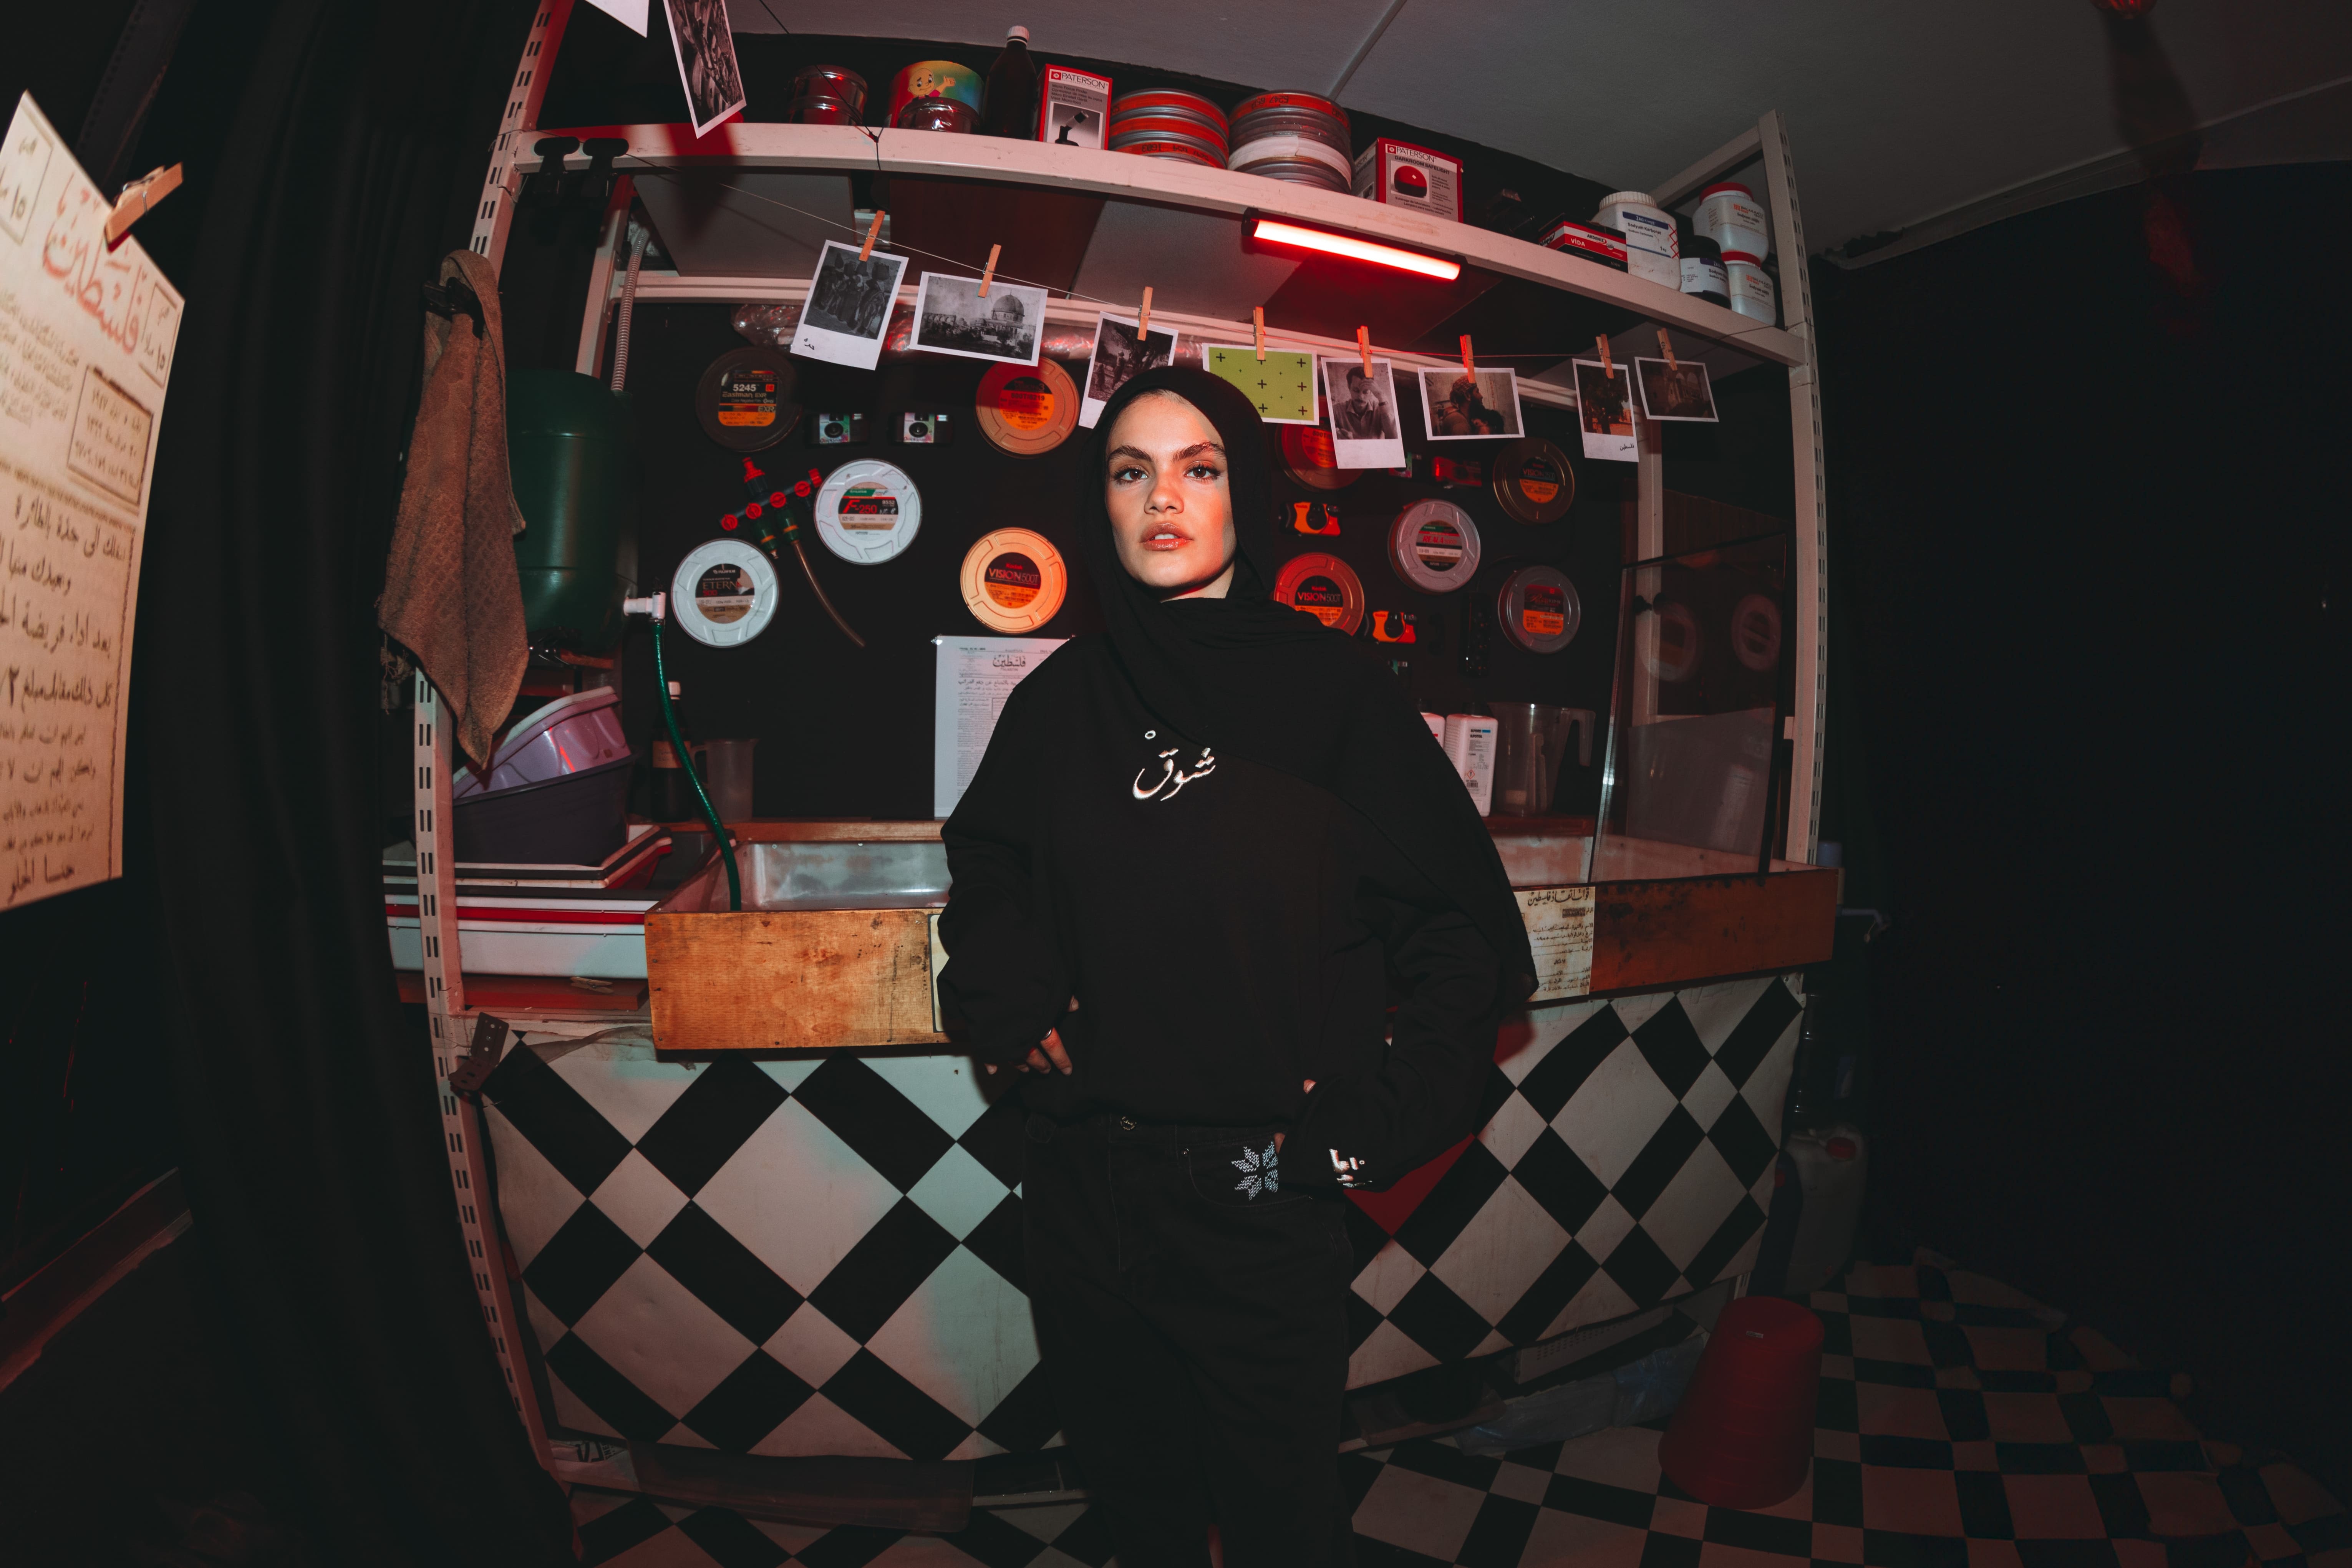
1490 437 1576 524
961 529 1068 633
1387 499 1482 593
1497 564 1581 654
1280 423 1361 491
695 346 800 452
1273 552 1364 634
671 539 780 647
975 360 1080 456
814 460 922 564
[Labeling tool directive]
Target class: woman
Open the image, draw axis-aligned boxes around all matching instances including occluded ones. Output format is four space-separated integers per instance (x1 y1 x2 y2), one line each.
938 368 1534 1566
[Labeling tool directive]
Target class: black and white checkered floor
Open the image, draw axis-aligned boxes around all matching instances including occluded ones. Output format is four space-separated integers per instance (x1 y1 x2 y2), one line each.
569 1253 2351 1568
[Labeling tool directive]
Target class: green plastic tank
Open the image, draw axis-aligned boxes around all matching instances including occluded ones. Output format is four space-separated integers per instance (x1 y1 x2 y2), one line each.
508 370 637 653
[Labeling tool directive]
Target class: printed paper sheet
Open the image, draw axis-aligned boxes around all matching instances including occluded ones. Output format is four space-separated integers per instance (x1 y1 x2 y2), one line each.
0 94 181 908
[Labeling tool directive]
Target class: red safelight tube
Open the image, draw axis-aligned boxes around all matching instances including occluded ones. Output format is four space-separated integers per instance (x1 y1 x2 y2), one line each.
1249 217 1462 281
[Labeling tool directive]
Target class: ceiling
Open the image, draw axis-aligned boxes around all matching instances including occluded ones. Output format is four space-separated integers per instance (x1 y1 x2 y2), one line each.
720 0 2352 258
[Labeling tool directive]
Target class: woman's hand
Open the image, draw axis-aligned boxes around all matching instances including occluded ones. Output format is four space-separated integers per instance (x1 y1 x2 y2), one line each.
985 997 1079 1076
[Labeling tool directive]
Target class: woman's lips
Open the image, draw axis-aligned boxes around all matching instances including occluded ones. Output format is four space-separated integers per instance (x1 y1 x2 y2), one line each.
1142 528 1190 550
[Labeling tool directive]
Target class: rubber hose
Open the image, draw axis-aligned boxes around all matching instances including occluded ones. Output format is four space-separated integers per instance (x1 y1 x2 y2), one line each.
651 616 741 912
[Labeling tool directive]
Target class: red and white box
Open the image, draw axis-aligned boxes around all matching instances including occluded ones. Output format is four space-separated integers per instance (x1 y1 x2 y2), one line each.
1351 138 1462 222
1538 218 1629 272
1038 66 1111 151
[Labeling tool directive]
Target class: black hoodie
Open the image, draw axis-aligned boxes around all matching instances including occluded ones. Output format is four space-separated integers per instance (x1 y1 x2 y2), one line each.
938 367 1536 1193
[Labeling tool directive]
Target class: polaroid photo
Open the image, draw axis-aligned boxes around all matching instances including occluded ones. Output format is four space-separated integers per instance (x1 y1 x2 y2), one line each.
661 0 746 137
792 240 910 371
1321 358 1407 469
912 272 1047 366
1205 345 1319 424
1419 366 1525 441
1634 356 1720 423
1572 358 1638 462
1079 313 1178 428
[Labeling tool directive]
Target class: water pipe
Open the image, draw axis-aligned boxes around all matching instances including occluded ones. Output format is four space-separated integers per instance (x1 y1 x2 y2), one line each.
622 591 742 912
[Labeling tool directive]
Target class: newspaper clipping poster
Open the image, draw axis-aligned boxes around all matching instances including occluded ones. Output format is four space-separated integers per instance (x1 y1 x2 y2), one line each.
0 94 182 907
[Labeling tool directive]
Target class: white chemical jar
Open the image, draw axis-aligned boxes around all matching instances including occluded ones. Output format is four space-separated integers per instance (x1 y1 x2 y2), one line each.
1594 190 1679 289
1722 250 1777 324
1697 181 1771 260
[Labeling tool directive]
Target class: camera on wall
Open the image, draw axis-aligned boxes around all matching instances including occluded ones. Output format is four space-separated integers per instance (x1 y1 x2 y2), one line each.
895 410 953 445
808 411 869 445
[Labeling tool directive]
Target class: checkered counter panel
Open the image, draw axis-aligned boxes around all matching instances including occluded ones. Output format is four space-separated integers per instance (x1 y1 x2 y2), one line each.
1342 976 1802 1388
482 1042 1054 1463
480 976 1798 1462
567 1255 2352 1568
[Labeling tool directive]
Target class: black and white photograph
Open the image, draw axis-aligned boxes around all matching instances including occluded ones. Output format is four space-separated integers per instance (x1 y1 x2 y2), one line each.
1572 357 1639 462
1321 357 1408 469
1634 355 1721 422
910 272 1047 366
1078 313 1178 428
660 0 746 137
791 240 909 371
1418 366 1526 440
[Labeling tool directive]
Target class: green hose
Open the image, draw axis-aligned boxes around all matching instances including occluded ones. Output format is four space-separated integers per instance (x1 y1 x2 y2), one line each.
650 614 742 912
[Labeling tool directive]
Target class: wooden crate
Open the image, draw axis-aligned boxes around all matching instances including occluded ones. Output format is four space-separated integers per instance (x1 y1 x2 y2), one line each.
644 906 947 1052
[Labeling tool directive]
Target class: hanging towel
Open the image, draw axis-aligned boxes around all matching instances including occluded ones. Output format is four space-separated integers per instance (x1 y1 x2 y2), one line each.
379 249 528 772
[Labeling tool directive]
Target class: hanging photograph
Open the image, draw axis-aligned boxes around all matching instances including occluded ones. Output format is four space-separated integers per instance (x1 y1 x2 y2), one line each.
1079 313 1179 428
1418 366 1525 440
1634 356 1720 423
661 0 747 137
792 240 910 371
911 272 1048 366
1321 358 1407 470
1205 345 1319 424
1571 358 1638 462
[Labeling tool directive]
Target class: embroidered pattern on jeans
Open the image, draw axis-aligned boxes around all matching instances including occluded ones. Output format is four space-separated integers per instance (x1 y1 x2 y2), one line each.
1232 1139 1280 1200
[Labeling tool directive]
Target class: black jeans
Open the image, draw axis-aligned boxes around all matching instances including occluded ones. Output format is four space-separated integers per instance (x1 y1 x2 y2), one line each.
1022 1109 1361 1568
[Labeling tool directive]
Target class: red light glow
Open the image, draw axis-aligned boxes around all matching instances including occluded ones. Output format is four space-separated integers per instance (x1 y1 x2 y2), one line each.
1250 218 1462 280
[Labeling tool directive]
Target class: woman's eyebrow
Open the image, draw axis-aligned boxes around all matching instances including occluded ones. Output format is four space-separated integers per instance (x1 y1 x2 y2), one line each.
1174 441 1225 460
1105 444 1153 464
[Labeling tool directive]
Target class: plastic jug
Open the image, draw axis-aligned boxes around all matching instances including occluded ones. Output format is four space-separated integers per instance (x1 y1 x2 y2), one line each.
1490 703 1594 816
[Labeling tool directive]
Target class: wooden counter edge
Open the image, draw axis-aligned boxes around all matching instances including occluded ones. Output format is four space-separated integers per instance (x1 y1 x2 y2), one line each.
1589 866 1839 995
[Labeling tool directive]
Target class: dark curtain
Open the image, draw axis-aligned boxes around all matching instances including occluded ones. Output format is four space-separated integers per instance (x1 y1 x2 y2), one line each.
139 0 576 1561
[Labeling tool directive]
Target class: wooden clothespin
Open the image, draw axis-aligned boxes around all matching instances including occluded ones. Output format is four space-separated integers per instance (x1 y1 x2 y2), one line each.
978 244 1000 298
859 209 886 261
1656 328 1676 369
1595 334 1614 377
1138 286 1152 337
104 164 183 245
1357 326 1373 378
1460 335 1475 380
1253 306 1266 361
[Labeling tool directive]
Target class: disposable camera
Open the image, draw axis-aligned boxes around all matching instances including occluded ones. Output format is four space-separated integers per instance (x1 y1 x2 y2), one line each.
897 411 952 444
809 412 869 445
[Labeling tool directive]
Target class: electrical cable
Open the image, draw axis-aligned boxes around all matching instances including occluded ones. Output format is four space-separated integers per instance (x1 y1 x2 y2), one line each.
649 612 742 912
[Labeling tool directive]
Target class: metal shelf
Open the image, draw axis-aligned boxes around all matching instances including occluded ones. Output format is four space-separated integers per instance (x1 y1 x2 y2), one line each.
533 120 1806 370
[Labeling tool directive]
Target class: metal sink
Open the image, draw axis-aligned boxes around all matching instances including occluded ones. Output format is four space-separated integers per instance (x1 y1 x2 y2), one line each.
660 837 951 913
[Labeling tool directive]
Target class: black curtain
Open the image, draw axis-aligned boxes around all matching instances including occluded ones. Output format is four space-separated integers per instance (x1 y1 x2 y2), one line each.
140 0 575 1561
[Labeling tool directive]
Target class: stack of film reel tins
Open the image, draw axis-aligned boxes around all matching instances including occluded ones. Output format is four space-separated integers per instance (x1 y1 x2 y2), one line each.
1107 91 1228 168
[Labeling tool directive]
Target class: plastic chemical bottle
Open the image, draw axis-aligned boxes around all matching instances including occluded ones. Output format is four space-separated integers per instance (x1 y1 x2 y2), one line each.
982 26 1038 139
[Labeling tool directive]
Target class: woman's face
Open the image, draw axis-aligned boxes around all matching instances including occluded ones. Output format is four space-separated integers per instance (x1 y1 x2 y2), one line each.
1104 391 1236 600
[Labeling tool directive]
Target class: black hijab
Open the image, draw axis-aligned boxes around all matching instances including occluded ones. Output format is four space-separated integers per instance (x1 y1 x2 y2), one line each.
1079 366 1537 1013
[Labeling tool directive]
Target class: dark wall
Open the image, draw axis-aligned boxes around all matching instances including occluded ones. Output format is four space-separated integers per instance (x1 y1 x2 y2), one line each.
598 302 1639 820
1 1 272 1291
1815 162 2350 1491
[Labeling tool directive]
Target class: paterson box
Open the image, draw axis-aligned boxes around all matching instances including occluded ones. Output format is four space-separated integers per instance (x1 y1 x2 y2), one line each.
1351 139 1462 222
